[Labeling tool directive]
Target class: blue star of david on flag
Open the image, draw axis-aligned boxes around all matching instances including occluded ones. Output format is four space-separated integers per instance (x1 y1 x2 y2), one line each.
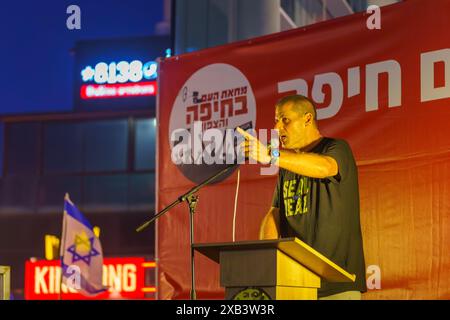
66 234 100 265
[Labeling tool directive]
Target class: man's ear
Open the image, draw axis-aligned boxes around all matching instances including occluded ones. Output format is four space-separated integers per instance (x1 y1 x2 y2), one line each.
304 112 313 126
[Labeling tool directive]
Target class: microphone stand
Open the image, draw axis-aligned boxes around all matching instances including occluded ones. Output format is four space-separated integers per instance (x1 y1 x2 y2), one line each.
136 163 237 300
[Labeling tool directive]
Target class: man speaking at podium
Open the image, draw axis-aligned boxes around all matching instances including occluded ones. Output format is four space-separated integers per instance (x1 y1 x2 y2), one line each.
239 95 367 300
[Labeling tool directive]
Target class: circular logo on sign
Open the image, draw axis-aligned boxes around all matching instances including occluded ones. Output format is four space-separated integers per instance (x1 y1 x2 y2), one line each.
168 63 256 184
232 287 271 300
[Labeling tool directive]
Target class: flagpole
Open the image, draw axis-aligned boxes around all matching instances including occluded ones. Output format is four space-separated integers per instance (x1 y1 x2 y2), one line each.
59 193 70 301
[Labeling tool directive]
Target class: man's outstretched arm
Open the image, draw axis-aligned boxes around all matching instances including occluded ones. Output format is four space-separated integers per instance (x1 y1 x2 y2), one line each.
237 127 337 179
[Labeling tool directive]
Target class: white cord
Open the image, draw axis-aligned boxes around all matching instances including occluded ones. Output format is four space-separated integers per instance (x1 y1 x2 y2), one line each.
232 168 240 242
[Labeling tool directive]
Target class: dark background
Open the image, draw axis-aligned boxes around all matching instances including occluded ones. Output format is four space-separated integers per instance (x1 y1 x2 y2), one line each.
0 0 164 115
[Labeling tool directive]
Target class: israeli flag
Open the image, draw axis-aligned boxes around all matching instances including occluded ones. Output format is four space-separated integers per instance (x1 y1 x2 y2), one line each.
60 194 106 296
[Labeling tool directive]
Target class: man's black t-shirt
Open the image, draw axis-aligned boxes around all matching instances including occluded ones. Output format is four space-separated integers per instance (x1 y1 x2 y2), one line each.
272 137 367 297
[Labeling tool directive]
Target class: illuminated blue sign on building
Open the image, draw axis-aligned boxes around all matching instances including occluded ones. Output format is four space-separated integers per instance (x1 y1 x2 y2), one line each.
74 36 171 111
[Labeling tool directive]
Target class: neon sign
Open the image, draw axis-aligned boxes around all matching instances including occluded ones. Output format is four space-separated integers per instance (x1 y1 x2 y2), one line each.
24 257 155 300
81 60 158 84
74 36 170 108
80 60 158 99
80 82 157 99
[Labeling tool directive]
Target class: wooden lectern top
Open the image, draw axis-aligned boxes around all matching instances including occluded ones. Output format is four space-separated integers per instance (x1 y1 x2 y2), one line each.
193 237 355 283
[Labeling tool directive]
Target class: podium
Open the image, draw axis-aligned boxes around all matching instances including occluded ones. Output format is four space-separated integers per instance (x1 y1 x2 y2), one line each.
193 237 355 300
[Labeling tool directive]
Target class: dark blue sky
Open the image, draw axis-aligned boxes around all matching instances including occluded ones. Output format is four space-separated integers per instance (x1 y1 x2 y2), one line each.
0 0 163 115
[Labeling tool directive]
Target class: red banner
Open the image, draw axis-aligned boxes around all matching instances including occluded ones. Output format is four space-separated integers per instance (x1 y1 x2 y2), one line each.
157 0 450 299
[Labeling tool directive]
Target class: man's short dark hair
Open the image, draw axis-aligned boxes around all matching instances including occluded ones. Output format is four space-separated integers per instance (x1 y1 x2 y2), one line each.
276 95 317 121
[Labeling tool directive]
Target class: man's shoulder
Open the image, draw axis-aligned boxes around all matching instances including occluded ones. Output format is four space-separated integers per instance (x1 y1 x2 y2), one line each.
322 137 353 153
323 137 349 146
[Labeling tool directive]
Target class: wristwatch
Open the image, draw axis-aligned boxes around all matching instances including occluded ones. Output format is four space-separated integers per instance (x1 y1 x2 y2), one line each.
270 147 280 163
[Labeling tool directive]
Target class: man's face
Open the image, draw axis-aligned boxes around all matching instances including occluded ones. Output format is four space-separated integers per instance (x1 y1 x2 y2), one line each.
274 102 309 149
